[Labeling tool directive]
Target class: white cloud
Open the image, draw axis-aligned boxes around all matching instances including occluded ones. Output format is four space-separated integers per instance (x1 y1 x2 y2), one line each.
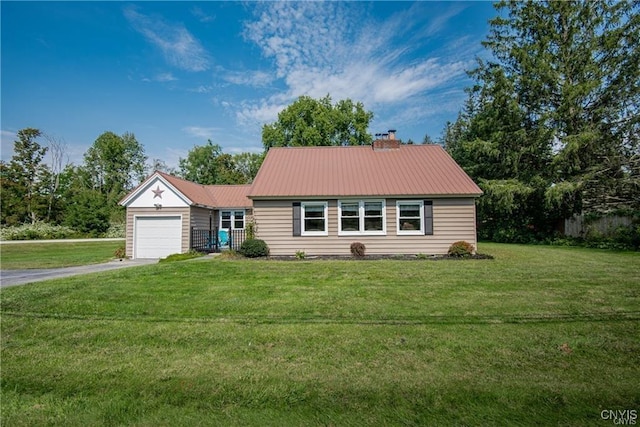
238 2 473 125
421 3 468 37
223 70 274 88
182 126 220 140
236 100 288 126
191 6 215 23
154 72 177 82
161 147 187 169
124 6 210 72
143 72 178 83
189 85 214 94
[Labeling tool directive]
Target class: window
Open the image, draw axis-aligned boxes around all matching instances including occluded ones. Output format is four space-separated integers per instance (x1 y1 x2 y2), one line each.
301 202 328 236
220 210 245 230
339 200 386 235
397 201 424 235
233 210 245 229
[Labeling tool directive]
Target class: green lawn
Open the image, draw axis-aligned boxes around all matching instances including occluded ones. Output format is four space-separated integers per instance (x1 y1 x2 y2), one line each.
0 240 124 269
1 243 639 426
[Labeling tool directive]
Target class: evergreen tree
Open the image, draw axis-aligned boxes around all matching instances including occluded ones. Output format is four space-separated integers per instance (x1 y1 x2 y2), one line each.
483 0 640 214
447 0 640 241
0 128 49 225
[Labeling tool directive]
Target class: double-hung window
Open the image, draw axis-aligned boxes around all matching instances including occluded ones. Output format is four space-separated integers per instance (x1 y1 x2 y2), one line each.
339 200 386 235
220 210 245 230
301 202 328 236
396 201 424 235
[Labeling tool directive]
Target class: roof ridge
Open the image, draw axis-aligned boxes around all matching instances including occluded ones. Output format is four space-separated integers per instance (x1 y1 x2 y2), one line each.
267 144 443 150
205 184 252 188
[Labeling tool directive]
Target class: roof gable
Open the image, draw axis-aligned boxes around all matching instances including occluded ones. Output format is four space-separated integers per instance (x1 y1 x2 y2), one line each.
120 173 193 208
156 171 216 207
248 145 482 198
120 171 252 208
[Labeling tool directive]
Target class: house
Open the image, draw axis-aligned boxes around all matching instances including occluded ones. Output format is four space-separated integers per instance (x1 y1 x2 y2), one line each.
119 171 251 259
248 135 482 256
120 133 482 258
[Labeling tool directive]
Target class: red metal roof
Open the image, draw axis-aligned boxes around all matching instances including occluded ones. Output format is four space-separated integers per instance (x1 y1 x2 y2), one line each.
248 145 482 198
157 171 251 207
157 171 215 206
206 185 253 208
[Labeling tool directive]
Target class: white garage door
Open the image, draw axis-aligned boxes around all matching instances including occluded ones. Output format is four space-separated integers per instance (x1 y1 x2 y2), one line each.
134 216 182 259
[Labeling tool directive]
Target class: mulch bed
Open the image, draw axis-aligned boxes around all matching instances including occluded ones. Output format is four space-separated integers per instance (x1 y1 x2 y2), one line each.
267 253 494 261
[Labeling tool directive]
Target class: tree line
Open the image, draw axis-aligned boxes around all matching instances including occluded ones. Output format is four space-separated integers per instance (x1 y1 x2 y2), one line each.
2 1 638 244
0 130 264 235
443 0 639 243
0 94 377 236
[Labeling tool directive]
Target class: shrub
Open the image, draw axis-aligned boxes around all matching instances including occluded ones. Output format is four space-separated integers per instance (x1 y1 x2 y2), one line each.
114 246 127 259
295 250 306 260
104 223 126 238
448 241 475 257
350 242 366 258
0 222 78 240
240 239 270 258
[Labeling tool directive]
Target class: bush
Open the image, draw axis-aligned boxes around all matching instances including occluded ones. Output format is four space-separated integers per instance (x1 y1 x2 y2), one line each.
104 223 126 238
448 241 475 257
114 246 127 259
0 222 78 240
350 242 366 258
240 239 270 258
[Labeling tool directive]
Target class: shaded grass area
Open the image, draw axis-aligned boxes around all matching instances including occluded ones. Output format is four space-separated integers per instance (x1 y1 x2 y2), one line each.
0 240 124 270
1 243 639 425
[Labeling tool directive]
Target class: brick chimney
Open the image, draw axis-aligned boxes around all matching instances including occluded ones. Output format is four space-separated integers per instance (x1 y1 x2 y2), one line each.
372 129 400 150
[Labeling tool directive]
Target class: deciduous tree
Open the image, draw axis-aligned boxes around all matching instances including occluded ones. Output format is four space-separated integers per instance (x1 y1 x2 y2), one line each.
262 95 373 149
232 152 264 184
83 131 146 219
179 140 243 185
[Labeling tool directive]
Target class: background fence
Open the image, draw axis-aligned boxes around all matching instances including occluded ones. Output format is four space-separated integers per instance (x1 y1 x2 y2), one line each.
564 215 633 238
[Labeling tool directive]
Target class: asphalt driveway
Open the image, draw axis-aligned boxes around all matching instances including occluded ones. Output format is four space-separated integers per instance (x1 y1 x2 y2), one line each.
0 259 157 288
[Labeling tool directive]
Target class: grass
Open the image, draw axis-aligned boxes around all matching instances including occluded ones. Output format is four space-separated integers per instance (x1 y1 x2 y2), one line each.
158 250 206 263
0 240 124 269
1 243 639 426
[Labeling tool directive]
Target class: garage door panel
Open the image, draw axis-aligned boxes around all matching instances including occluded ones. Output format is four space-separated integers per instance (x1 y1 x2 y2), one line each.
135 216 182 258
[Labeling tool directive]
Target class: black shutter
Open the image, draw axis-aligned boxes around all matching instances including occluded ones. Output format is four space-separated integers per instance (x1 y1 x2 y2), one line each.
293 202 301 236
424 200 433 235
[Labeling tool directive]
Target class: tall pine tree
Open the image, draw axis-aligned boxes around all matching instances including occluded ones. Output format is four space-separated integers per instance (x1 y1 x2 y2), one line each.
0 128 49 225
447 0 640 241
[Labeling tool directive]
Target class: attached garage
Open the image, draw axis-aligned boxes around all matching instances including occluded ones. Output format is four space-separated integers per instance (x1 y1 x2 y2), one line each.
134 216 182 259
120 171 253 259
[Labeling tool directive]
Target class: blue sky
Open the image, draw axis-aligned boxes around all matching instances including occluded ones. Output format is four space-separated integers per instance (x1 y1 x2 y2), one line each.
1 1 496 168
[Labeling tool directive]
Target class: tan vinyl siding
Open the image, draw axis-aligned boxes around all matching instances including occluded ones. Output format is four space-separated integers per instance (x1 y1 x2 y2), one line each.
125 207 191 258
190 206 214 230
253 198 477 256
